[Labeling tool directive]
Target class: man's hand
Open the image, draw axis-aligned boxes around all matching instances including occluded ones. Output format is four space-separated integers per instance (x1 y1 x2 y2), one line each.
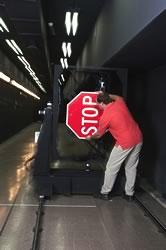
86 135 92 140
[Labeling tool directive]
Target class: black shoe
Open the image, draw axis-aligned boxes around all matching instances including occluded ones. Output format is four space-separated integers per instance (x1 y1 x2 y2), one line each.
94 193 110 200
123 193 134 202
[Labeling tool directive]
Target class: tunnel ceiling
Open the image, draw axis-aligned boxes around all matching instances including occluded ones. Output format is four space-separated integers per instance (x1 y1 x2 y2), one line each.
0 0 105 94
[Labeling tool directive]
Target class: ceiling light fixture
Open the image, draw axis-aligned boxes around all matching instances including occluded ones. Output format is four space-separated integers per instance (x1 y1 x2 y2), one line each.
72 12 78 36
6 39 19 55
11 80 40 100
0 71 40 99
65 11 78 36
10 40 23 55
0 26 3 32
17 56 46 93
64 58 68 69
0 17 9 32
65 12 72 35
67 42 72 57
60 58 65 69
61 74 65 82
58 79 62 85
62 42 67 57
62 42 72 58
0 72 11 82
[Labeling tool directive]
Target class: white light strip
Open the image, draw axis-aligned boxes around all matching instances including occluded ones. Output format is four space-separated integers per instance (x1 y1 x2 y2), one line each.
0 71 40 99
62 42 67 57
72 12 78 36
61 74 65 82
11 80 40 99
0 17 9 32
21 56 30 67
65 12 71 35
0 26 3 32
17 56 46 93
67 42 72 57
0 72 10 82
64 58 68 69
6 39 19 55
18 56 27 67
11 40 23 55
60 58 65 69
58 79 62 85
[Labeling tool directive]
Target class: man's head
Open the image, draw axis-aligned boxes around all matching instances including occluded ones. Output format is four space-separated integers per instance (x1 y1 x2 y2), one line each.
97 92 112 104
96 92 113 110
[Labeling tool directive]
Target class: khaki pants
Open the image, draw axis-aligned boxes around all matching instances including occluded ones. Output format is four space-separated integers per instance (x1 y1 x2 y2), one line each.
101 142 143 196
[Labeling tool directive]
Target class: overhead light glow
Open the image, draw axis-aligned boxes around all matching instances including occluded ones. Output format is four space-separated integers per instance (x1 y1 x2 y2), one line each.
72 12 78 36
0 71 40 99
11 80 40 100
67 42 72 57
61 74 65 82
0 72 10 82
62 42 67 57
0 26 3 32
10 40 23 55
60 58 65 69
58 79 62 85
6 39 19 55
0 17 9 32
65 12 72 35
64 58 68 69
17 56 46 93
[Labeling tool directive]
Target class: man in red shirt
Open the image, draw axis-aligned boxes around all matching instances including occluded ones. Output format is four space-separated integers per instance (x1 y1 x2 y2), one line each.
87 92 143 201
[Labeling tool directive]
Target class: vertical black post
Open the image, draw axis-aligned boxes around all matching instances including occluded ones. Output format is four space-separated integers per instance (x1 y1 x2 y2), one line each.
52 65 63 161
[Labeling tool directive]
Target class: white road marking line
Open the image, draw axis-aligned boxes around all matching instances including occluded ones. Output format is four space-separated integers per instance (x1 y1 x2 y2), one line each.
0 203 96 208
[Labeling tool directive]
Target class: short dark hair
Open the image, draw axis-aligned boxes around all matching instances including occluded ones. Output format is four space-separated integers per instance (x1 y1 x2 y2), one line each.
97 92 112 104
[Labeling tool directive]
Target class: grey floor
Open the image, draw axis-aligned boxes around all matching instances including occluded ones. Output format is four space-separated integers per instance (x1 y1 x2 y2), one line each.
0 123 166 250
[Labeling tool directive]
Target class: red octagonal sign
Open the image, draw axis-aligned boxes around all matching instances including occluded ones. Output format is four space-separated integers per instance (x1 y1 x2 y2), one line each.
66 91 103 139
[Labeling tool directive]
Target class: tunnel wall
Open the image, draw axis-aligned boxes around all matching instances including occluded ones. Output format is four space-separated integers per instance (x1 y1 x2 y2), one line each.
127 65 166 196
77 0 166 67
0 49 40 143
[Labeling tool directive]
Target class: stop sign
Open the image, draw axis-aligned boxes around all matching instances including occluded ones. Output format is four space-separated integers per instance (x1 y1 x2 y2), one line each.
66 91 103 139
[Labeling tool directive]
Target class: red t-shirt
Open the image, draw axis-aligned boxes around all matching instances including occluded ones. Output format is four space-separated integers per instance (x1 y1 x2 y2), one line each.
97 97 142 149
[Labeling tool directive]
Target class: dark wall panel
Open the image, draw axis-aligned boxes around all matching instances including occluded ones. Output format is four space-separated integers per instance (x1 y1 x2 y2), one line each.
0 80 39 143
77 0 166 67
128 65 166 196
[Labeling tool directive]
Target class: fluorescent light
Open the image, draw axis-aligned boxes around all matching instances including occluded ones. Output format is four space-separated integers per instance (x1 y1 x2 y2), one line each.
62 42 67 57
58 79 62 85
72 12 78 36
0 71 40 99
60 58 65 69
61 74 65 82
0 72 10 82
64 58 68 69
11 80 40 100
10 40 23 55
6 39 19 55
0 17 9 32
67 42 72 57
0 26 3 32
21 56 30 66
65 12 72 35
17 56 46 93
